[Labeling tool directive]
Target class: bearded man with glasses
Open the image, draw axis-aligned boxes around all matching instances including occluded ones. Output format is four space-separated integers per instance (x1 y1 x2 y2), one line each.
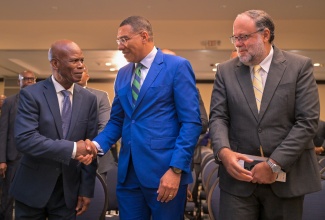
209 9 320 220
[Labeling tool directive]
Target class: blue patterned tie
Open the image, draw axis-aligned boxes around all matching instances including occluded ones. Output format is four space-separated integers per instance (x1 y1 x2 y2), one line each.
61 90 72 138
132 63 143 107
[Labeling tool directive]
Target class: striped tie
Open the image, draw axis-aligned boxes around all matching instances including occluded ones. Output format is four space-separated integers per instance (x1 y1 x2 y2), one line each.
253 65 263 112
132 63 143 106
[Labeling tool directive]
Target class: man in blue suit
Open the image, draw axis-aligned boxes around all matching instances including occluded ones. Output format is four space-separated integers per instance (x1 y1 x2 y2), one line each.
10 39 98 219
87 16 201 219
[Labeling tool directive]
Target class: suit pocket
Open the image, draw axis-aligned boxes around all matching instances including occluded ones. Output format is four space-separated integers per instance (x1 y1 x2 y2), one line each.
150 137 176 150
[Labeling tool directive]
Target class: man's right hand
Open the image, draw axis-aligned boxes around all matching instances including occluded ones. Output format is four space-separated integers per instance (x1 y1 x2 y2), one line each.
218 148 254 182
75 140 96 165
0 162 7 178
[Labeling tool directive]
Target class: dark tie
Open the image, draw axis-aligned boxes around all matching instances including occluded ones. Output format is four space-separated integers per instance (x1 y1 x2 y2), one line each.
61 90 72 138
132 63 143 106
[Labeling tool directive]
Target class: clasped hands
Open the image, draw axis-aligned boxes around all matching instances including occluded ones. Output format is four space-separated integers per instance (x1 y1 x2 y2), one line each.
219 148 277 184
75 139 98 165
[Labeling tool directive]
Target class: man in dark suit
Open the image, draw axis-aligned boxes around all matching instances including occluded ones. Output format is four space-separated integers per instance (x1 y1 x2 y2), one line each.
0 70 36 220
209 10 320 219
86 16 202 219
10 39 98 219
77 67 116 182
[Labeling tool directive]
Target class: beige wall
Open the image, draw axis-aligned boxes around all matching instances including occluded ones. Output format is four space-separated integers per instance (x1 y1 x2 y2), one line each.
0 81 4 95
318 84 325 120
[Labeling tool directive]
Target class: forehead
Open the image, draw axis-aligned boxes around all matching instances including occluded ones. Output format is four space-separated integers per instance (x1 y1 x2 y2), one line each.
21 71 35 77
233 14 256 34
117 25 134 38
58 43 84 59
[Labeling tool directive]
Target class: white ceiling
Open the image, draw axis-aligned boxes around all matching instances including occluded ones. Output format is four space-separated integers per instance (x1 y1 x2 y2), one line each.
1 0 325 80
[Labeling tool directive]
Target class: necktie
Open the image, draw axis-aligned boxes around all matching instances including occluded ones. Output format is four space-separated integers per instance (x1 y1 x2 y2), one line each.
61 90 72 138
132 63 143 106
253 65 263 112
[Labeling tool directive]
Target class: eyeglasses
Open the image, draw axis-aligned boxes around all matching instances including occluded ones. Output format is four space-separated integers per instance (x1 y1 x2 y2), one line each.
116 32 142 46
20 77 36 82
230 29 264 44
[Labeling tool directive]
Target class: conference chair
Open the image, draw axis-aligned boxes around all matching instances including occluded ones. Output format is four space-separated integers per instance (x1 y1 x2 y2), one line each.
77 173 108 220
302 178 325 220
207 180 221 220
318 157 325 170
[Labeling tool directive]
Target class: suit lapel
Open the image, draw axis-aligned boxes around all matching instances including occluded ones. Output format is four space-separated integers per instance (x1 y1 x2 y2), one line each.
258 47 286 120
43 77 63 138
127 64 135 108
235 62 259 121
133 51 163 111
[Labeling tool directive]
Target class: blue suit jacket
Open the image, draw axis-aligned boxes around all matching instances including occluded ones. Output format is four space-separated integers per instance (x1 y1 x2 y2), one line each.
94 49 202 188
10 77 98 208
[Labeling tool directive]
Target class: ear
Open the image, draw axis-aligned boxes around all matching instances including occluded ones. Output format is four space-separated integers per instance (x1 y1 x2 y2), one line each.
140 31 149 43
50 59 59 70
262 28 271 43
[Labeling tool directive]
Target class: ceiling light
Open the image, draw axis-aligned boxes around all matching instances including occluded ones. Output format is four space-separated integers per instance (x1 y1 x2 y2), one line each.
212 68 217 72
105 62 112 66
314 63 323 67
109 68 116 71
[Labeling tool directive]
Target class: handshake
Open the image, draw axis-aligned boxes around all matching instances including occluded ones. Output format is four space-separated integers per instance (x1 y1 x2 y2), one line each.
75 139 98 165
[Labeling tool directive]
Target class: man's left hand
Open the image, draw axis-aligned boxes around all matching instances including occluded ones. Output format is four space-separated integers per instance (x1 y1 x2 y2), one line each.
75 196 91 216
157 168 181 203
251 162 277 184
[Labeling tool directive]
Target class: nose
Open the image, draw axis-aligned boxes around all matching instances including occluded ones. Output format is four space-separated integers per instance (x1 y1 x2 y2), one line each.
117 43 125 50
234 39 243 47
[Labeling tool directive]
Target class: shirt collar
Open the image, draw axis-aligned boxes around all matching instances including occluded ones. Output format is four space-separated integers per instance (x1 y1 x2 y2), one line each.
136 46 158 69
51 75 74 95
251 46 274 73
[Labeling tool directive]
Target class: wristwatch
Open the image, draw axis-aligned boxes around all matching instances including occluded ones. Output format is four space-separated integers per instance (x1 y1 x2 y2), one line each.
266 158 281 173
171 166 182 174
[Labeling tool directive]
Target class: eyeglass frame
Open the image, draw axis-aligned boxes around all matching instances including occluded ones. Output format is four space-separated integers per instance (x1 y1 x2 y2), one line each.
19 76 37 82
230 29 264 44
116 32 143 46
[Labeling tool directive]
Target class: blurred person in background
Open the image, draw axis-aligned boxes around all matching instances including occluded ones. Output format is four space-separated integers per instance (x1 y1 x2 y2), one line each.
0 70 36 220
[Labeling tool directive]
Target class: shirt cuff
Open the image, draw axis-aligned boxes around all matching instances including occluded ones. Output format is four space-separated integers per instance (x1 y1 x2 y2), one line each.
93 141 104 156
71 142 77 159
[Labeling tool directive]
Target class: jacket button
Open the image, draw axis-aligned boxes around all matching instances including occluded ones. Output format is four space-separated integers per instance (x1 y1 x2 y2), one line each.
258 128 262 133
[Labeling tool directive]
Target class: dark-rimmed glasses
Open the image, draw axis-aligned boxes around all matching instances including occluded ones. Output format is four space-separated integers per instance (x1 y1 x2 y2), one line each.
230 29 264 44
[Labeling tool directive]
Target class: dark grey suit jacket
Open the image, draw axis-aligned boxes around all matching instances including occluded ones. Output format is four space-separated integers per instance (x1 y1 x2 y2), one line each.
86 87 114 174
209 46 321 198
313 120 325 147
10 77 98 209
86 87 111 132
0 94 21 163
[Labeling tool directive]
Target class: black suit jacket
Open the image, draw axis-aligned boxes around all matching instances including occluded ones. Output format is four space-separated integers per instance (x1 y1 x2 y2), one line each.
10 77 98 209
0 94 21 163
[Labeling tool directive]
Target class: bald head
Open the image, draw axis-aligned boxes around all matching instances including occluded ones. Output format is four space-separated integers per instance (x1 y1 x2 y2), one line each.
48 39 81 61
48 39 85 89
